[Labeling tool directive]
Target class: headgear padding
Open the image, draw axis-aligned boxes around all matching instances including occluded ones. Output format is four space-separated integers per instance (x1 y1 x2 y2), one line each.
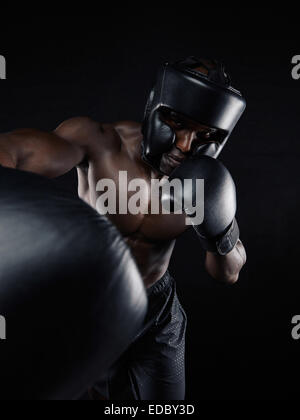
142 57 246 172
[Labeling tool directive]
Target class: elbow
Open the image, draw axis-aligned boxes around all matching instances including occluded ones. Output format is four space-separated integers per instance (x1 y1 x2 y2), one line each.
210 271 240 286
222 272 240 285
205 243 247 286
218 257 246 285
205 260 243 286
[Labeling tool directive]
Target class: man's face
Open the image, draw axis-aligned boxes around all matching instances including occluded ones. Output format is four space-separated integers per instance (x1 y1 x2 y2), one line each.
159 108 219 176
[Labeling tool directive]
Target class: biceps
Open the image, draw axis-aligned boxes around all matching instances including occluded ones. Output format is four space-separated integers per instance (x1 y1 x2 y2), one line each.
9 129 85 178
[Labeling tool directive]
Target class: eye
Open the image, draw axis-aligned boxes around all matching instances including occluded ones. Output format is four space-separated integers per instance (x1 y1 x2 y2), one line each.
173 121 185 129
196 129 217 140
169 113 185 129
196 131 207 140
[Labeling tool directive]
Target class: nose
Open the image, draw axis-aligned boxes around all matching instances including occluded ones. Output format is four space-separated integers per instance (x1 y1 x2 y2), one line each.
175 130 198 154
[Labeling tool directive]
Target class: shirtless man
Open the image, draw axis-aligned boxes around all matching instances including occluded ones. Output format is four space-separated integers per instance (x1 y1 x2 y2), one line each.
0 57 247 400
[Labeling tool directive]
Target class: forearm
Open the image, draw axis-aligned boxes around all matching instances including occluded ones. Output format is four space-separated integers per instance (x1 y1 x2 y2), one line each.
205 240 247 285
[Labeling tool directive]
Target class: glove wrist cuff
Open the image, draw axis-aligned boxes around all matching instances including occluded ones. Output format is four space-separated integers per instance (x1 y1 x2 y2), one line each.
194 219 240 256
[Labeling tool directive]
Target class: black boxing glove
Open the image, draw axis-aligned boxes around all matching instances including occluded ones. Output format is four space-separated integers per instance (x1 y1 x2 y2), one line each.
164 156 240 256
0 166 147 400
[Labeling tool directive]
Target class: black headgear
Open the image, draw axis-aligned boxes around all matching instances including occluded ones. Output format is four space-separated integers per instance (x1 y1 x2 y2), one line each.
142 57 246 173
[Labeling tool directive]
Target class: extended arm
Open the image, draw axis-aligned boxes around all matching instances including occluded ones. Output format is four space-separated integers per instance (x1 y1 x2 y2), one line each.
0 118 94 178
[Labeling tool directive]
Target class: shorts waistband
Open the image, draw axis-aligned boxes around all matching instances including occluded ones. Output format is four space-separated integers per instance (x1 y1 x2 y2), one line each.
147 271 173 297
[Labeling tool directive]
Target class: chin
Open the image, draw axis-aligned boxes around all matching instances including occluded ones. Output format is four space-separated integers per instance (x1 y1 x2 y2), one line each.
159 156 173 176
162 166 177 177
159 159 168 175
159 163 172 176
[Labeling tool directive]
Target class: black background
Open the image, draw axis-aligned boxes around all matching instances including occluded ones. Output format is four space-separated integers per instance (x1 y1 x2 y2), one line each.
0 9 299 400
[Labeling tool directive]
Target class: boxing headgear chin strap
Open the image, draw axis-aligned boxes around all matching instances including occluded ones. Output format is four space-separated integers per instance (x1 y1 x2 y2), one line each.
142 58 247 173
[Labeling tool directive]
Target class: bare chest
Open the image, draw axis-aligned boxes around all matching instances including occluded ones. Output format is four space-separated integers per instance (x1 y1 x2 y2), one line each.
78 151 188 242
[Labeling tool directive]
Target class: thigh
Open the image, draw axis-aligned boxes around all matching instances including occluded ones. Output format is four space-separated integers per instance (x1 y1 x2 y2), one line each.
108 286 187 401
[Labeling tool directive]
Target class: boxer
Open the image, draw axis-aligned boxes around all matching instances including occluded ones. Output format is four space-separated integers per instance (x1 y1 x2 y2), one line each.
0 57 247 400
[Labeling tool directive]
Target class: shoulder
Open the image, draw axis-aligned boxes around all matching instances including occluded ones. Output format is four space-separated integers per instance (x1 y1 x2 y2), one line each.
54 117 101 139
112 121 144 161
54 117 122 152
54 118 142 155
113 121 143 145
113 121 142 136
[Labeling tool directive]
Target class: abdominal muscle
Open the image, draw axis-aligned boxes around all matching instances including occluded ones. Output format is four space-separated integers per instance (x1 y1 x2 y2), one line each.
77 164 181 289
124 233 176 288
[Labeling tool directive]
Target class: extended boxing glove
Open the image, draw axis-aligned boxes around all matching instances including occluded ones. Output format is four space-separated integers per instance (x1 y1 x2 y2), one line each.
0 166 147 400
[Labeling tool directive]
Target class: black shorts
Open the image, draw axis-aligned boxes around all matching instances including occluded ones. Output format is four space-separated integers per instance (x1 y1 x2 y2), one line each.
91 271 187 401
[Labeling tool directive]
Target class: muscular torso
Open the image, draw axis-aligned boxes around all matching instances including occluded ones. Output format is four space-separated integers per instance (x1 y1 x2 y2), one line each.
76 121 188 288
0 117 245 288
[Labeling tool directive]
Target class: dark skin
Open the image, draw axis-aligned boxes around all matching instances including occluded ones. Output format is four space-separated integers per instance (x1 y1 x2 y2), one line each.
0 112 246 288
